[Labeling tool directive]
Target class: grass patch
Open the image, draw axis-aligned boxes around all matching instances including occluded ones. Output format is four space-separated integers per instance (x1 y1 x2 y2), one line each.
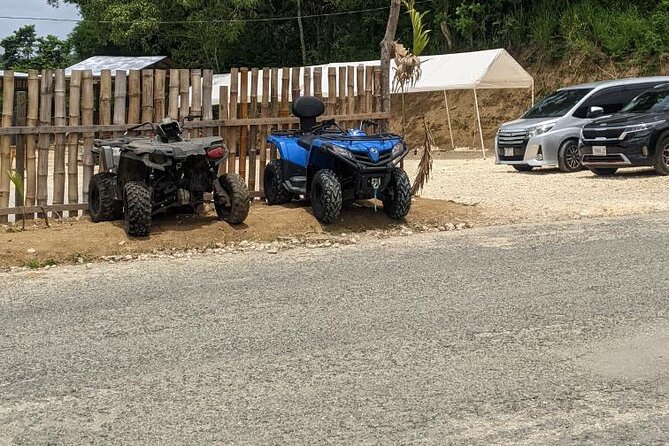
24 258 60 269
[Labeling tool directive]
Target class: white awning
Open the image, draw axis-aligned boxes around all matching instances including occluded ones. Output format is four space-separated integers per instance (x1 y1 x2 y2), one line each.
209 48 533 105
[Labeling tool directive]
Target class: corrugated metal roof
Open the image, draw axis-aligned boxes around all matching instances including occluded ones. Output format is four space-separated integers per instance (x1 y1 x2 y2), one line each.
65 56 171 76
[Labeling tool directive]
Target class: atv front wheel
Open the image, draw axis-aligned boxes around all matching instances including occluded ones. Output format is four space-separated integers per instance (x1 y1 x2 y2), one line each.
123 182 152 237
89 172 122 222
263 159 292 204
215 173 250 224
311 169 342 224
382 168 412 220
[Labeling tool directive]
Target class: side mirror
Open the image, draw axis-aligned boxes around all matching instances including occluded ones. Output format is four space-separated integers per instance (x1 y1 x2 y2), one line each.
587 106 604 119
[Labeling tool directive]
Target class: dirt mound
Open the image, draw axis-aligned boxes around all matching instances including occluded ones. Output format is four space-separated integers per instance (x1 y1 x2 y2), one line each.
0 198 478 269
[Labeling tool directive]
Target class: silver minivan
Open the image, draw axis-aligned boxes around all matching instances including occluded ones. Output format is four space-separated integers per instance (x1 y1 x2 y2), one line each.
495 77 669 172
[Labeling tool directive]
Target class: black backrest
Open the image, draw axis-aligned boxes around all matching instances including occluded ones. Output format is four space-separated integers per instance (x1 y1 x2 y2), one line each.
292 96 325 132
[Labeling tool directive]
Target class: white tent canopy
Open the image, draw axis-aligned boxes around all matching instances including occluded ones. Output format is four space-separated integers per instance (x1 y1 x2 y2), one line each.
209 49 534 157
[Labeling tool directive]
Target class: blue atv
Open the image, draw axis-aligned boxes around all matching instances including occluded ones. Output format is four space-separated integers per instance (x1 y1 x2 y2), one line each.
264 96 411 223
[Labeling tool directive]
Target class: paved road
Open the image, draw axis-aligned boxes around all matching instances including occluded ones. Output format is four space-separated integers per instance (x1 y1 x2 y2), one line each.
1 214 668 445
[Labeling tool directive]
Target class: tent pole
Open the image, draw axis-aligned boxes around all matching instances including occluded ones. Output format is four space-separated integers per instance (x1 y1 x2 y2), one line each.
443 90 455 150
473 88 486 159
531 80 535 106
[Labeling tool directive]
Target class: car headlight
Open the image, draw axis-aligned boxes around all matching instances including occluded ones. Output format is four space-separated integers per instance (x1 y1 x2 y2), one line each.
391 142 406 158
622 121 665 138
528 122 556 139
331 145 353 159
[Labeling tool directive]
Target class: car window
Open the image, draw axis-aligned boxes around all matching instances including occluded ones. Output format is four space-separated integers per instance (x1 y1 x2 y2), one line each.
573 86 628 118
523 88 592 119
621 88 669 113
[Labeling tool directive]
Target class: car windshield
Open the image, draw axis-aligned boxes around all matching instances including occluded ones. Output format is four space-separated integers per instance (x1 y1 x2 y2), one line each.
621 88 669 113
523 88 593 119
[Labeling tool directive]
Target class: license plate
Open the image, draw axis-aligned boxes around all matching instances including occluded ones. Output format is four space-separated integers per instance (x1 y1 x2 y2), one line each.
504 148 515 157
592 146 607 156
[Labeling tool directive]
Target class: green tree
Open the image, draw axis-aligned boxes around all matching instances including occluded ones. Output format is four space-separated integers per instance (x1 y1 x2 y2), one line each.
0 25 72 70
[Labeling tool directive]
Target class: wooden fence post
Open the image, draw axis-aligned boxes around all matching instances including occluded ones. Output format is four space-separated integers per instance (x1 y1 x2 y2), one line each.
338 66 346 116
113 70 127 137
270 68 279 160
190 69 202 128
327 67 337 115
68 70 82 216
179 69 190 119
356 65 365 113
15 91 27 209
280 67 290 119
373 66 382 113
141 70 154 126
37 69 54 214
291 67 301 102
99 69 112 138
154 70 166 122
202 69 213 136
53 69 67 210
260 68 270 186
227 68 239 173
168 69 179 120
304 67 312 97
239 67 249 182
218 85 229 175
248 68 258 191
0 70 14 222
365 66 374 115
81 69 94 204
25 70 39 213
313 67 323 100
347 65 356 124
128 70 141 124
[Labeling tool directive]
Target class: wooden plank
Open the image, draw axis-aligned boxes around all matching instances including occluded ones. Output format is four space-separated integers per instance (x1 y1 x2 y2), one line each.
141 70 154 125
239 68 249 182
14 91 27 208
280 67 290 118
218 85 229 175
68 70 82 216
356 64 365 113
291 66 301 101
168 69 179 119
0 112 391 135
127 70 141 124
248 68 258 191
202 69 213 136
113 70 127 134
37 70 53 213
99 69 112 138
25 70 39 212
81 69 94 204
304 67 312 97
191 69 202 119
373 66 382 112
179 69 190 119
338 66 346 116
227 68 238 173
154 69 166 122
313 67 323 100
53 69 67 209
0 70 14 221
365 66 373 115
259 68 270 187
270 67 279 119
347 65 355 117
0 202 89 217
327 67 337 115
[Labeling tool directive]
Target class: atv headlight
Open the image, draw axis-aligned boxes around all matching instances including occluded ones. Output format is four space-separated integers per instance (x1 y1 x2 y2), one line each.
331 145 353 159
391 142 406 158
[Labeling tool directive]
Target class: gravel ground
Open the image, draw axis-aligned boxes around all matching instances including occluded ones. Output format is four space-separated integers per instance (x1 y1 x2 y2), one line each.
404 158 669 224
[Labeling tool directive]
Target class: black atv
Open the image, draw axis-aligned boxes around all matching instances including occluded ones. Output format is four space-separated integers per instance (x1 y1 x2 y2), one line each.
90 117 250 236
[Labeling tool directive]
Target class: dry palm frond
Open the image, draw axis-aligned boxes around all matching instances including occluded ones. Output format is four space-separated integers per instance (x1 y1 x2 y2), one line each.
411 116 437 195
392 42 422 93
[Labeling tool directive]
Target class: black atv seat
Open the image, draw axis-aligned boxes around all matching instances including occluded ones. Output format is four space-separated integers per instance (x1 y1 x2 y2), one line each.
297 134 317 150
292 96 325 132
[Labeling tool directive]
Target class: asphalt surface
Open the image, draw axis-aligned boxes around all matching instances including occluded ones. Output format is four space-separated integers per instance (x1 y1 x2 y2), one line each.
0 214 668 445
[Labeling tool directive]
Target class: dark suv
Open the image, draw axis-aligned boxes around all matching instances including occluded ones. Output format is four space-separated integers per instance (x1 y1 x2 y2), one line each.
580 84 669 176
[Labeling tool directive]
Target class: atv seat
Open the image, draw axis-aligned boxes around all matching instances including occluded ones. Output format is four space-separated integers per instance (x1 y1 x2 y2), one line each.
292 96 325 132
297 134 317 150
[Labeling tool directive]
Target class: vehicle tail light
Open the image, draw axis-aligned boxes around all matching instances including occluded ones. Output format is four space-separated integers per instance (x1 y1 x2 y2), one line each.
207 146 226 159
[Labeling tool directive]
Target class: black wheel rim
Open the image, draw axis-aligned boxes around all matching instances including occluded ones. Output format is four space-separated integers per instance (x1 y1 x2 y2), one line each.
662 144 669 167
565 144 581 170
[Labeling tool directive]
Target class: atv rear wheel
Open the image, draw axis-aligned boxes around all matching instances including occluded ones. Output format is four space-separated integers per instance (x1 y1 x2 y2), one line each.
263 159 292 204
215 173 250 224
382 168 412 220
123 182 152 237
89 173 122 222
311 169 342 224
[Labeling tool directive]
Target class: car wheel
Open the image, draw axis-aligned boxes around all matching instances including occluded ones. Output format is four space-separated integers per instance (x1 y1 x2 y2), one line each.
590 167 618 176
512 164 534 172
89 173 122 222
382 168 412 220
215 173 250 224
263 159 292 204
311 169 342 224
558 139 582 173
653 135 669 176
123 182 152 237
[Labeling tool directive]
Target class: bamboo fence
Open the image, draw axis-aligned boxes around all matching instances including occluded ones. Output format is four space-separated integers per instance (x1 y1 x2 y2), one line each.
0 65 388 221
